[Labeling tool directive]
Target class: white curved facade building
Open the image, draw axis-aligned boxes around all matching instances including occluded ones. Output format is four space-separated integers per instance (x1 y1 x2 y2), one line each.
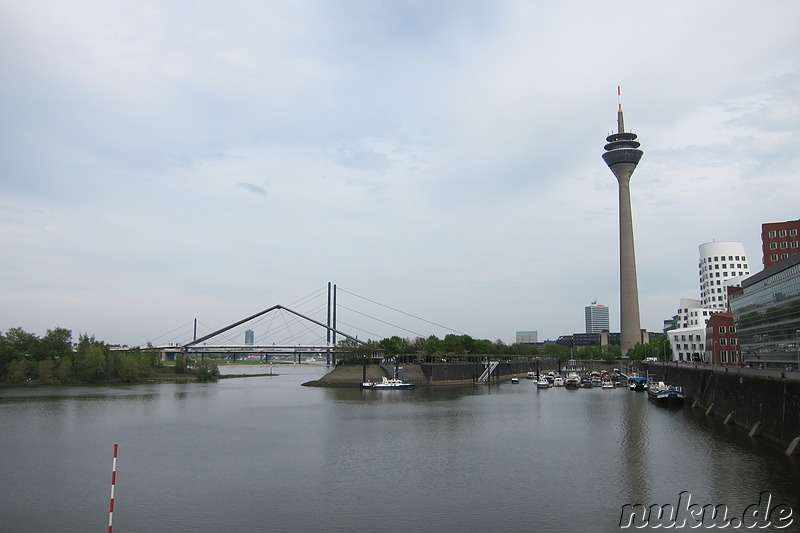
669 241 752 362
698 241 751 311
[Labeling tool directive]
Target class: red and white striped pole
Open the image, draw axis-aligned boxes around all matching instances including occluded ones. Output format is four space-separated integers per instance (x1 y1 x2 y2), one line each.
108 443 118 533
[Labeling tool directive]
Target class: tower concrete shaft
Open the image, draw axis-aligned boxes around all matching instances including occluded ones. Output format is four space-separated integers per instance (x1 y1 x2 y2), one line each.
602 91 643 355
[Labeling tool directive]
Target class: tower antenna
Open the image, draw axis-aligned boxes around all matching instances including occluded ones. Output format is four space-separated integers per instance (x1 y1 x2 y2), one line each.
617 85 625 134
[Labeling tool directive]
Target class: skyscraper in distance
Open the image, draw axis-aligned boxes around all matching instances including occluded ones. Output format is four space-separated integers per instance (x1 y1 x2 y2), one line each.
602 87 643 355
585 302 610 334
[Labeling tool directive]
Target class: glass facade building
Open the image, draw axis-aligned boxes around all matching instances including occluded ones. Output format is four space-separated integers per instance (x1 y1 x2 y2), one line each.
584 303 610 334
730 253 800 368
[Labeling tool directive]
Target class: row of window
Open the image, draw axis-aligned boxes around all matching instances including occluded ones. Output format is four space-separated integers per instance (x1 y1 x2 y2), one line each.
703 255 745 262
718 325 737 333
767 229 798 238
769 253 794 262
768 241 799 250
702 271 747 279
674 334 702 342
719 350 740 363
700 263 747 270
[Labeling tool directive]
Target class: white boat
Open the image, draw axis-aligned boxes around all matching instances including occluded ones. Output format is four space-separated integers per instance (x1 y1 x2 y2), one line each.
526 371 537 380
565 373 581 389
553 376 565 387
362 377 415 390
536 377 551 389
511 376 520 384
601 378 615 389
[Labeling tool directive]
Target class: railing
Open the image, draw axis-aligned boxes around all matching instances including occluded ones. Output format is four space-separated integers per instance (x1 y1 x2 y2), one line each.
379 362 415 383
477 361 499 383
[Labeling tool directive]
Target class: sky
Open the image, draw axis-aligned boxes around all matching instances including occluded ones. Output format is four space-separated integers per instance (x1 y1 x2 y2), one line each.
1 1 799 347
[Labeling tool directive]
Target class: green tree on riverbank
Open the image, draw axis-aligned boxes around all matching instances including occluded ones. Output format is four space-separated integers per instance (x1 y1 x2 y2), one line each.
0 327 205 384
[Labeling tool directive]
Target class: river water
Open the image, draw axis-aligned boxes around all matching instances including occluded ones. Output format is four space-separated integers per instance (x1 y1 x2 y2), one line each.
1 364 798 532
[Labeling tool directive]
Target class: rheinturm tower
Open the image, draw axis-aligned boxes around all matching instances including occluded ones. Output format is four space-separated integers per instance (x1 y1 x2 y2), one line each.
602 87 643 356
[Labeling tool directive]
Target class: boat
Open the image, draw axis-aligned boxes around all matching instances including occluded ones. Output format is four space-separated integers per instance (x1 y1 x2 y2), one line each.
511 376 520 384
628 376 647 391
564 359 585 374
564 373 581 389
536 376 551 389
647 382 684 404
553 376 565 387
601 378 615 389
526 371 537 380
362 377 415 390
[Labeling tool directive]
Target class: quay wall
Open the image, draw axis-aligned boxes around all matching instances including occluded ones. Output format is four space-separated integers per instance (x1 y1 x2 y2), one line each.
641 363 800 449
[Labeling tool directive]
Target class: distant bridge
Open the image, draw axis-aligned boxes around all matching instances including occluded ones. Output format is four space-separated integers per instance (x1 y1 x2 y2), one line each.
163 303 375 364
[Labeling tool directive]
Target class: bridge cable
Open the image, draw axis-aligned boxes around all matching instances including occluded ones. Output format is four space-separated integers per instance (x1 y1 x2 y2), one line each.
337 287 467 336
337 304 427 338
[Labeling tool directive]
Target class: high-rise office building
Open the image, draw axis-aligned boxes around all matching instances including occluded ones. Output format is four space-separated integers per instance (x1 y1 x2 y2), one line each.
602 87 643 355
244 329 254 345
585 302 610 333
516 331 538 344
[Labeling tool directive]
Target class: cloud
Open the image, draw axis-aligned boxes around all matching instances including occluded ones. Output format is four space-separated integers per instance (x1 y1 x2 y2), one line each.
1 1 799 345
237 182 267 196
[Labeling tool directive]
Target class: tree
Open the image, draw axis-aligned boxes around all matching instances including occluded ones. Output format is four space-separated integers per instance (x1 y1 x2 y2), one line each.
6 327 39 358
115 353 140 382
39 328 72 361
194 359 219 382
174 353 188 374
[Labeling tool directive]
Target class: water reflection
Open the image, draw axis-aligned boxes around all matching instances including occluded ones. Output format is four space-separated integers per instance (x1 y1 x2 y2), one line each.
1 367 798 532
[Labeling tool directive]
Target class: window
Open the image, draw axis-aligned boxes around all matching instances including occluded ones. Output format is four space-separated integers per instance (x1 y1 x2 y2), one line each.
721 350 728 363
720 338 727 345
731 338 737 345
781 242 788 249
791 229 798 237
780 229 787 237
770 242 778 250
719 326 726 333
771 254 779 262
769 230 777 238
782 254 789 259
730 326 736 333
791 241 798 249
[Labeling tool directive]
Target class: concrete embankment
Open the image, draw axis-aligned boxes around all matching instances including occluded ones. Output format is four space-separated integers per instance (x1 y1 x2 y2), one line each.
303 358 560 388
641 363 800 454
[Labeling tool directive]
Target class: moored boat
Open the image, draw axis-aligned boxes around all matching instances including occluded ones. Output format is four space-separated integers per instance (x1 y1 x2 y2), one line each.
564 373 581 389
601 378 615 389
511 376 520 384
536 376 551 389
647 382 684 404
553 376 565 387
628 376 647 391
362 377 416 390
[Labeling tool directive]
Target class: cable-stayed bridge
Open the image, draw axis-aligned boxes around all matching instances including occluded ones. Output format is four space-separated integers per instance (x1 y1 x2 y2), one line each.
145 284 466 364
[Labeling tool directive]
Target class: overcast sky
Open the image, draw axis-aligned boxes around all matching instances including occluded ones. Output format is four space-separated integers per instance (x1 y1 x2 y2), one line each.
2 1 799 347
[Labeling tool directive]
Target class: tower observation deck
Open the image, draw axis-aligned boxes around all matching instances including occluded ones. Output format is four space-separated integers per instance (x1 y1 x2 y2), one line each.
602 87 643 355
